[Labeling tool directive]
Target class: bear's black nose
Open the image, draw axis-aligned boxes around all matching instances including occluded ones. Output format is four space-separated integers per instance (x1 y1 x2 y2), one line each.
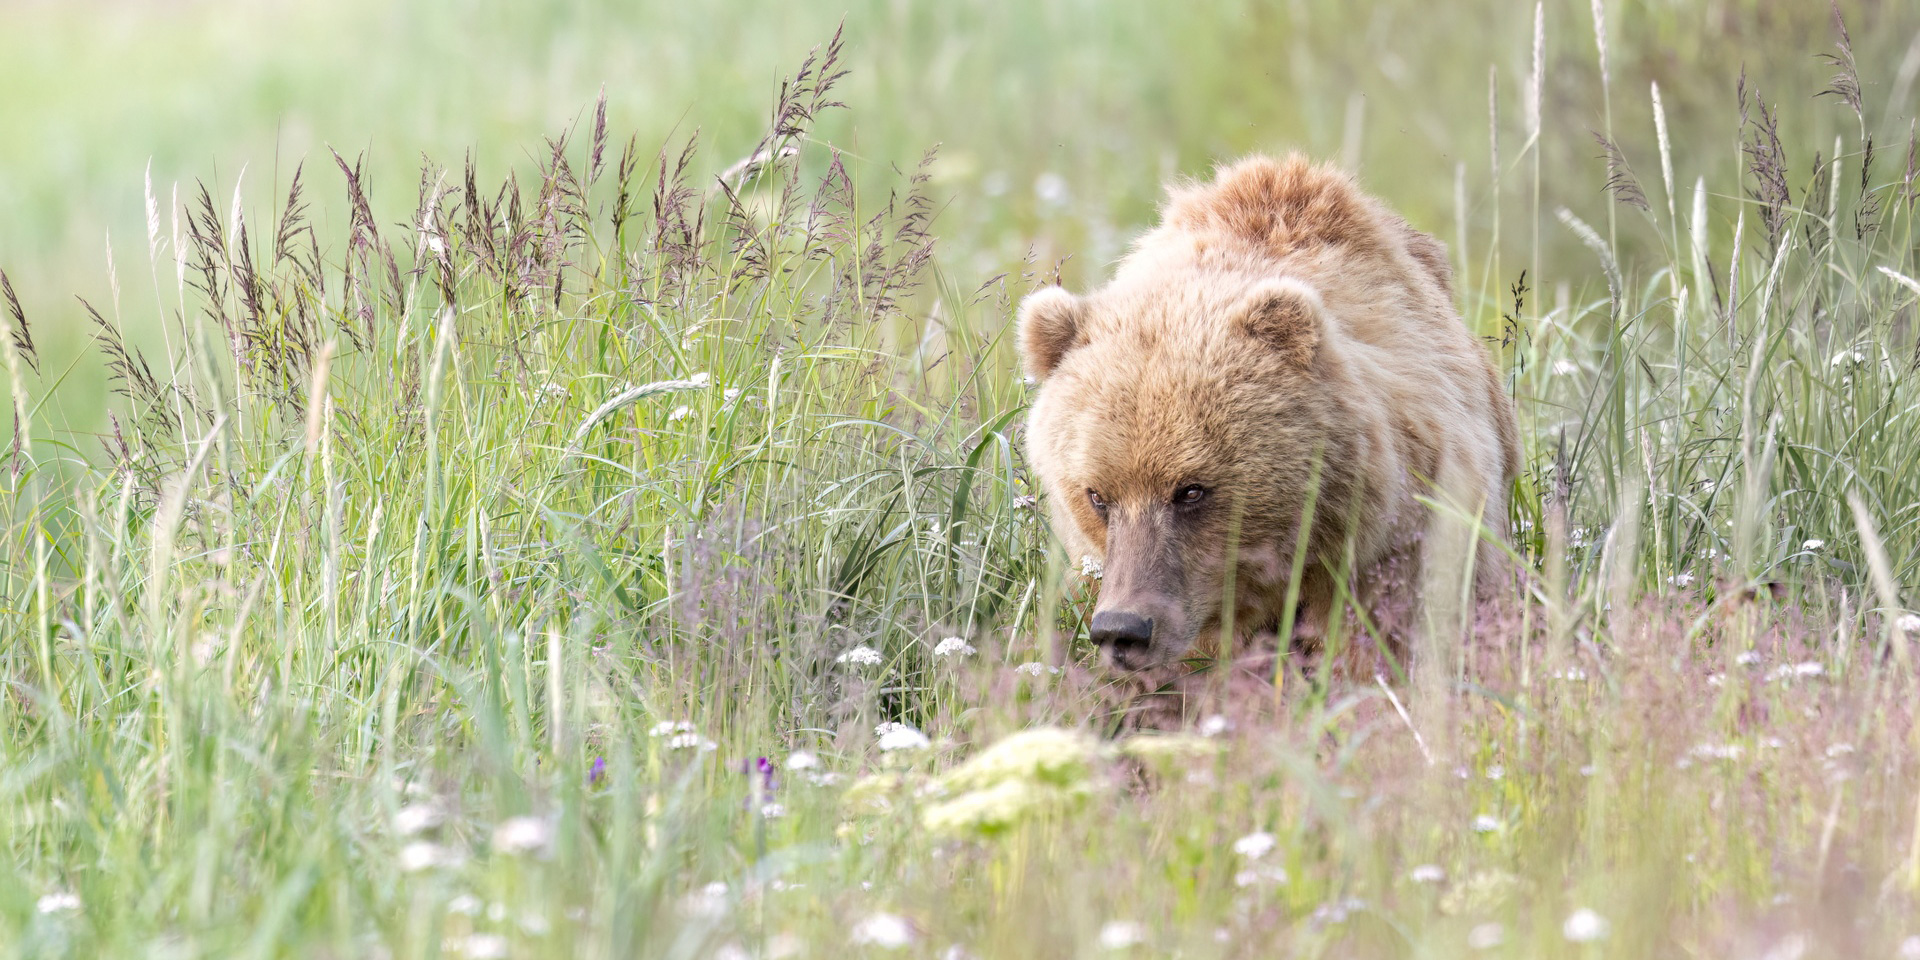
1090 611 1154 651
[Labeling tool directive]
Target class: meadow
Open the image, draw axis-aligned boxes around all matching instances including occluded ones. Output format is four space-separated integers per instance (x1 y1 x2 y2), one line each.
6 0 1920 956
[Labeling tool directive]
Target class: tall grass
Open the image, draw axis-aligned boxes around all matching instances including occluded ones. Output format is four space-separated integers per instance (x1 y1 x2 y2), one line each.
5 5 1920 959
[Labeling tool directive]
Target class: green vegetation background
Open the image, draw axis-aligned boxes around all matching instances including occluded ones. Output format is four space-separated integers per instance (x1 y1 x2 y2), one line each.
9 0 1914 436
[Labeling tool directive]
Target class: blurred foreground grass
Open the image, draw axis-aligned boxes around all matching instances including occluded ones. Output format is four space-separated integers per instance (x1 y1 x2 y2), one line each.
6 1 1920 958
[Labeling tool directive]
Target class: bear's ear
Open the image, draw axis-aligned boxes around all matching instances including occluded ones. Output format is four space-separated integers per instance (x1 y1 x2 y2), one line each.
1017 286 1087 381
1234 278 1324 368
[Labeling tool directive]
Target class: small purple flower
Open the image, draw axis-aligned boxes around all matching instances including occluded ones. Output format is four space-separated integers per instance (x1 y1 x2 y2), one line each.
589 756 606 785
740 757 778 792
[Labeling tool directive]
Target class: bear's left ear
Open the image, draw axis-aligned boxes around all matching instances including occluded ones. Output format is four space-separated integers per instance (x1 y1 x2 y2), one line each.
1017 286 1087 381
1234 278 1324 368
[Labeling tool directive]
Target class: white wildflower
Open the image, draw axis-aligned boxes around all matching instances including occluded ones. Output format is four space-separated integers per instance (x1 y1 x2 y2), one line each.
1409 864 1446 884
786 750 820 771
36 891 80 914
1467 922 1505 949
1014 662 1058 677
395 803 444 836
1471 814 1501 833
1666 572 1696 587
1033 172 1071 208
1312 898 1365 924
1897 613 1920 634
682 882 730 920
1097 921 1145 950
875 722 931 752
650 721 696 737
1485 764 1505 781
1011 494 1038 509
1233 864 1288 887
1562 907 1610 942
1898 935 1920 960
1080 555 1103 579
1830 347 1867 368
1232 831 1276 859
933 636 976 657
836 646 883 667
1197 715 1231 738
1825 743 1855 758
668 405 692 422
453 933 509 959
850 912 915 949
399 841 460 873
493 816 553 856
760 802 787 819
668 733 717 751
1801 539 1826 551
1755 933 1808 960
688 372 713 387
1769 661 1825 682
1735 651 1761 666
447 894 482 915
1690 743 1744 761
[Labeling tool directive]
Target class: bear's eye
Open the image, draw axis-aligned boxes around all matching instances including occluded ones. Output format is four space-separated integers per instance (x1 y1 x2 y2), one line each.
1174 484 1208 506
1087 489 1108 514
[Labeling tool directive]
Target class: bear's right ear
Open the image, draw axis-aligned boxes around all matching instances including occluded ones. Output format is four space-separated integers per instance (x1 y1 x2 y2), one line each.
1234 278 1324 368
1017 286 1087 381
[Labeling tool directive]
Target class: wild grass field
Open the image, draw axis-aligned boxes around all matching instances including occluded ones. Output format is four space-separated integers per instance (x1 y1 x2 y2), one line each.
7 0 1920 957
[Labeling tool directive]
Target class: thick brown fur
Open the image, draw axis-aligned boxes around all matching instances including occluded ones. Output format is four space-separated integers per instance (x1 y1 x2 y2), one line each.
1018 154 1521 718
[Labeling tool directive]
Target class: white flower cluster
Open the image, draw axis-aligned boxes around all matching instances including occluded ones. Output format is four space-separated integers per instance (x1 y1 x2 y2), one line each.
933 636 975 657
649 720 716 752
1097 921 1144 950
1562 908 1609 942
395 802 445 836
36 892 80 914
1767 661 1824 683
493 816 554 856
875 722 931 752
836 645 883 667
400 841 464 873
850 912 915 949
1231 831 1275 859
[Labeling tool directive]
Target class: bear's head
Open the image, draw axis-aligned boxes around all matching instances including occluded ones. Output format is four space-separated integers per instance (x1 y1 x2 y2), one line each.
1018 275 1354 672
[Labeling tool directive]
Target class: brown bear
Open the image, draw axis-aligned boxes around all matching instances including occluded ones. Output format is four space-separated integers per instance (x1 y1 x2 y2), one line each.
1018 154 1520 710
